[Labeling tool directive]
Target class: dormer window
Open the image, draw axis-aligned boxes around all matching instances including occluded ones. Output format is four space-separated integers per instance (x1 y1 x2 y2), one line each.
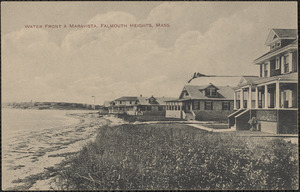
147 96 157 104
271 44 275 50
276 41 281 48
211 89 217 96
205 88 217 97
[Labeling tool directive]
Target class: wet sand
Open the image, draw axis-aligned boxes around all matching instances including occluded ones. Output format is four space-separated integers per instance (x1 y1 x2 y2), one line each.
2 112 125 190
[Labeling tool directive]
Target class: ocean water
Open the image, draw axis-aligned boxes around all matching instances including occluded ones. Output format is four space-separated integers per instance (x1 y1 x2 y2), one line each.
2 109 80 139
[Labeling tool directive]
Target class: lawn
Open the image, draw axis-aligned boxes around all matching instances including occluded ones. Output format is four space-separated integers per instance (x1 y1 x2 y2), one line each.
116 114 186 122
57 123 298 190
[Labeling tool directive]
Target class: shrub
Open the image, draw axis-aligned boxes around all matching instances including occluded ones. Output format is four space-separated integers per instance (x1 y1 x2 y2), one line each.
58 124 298 190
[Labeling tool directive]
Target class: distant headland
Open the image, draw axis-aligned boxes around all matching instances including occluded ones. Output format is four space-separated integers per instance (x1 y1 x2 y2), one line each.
2 102 102 110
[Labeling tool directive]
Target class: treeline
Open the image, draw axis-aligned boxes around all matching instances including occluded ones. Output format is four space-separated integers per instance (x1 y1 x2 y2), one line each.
3 102 102 110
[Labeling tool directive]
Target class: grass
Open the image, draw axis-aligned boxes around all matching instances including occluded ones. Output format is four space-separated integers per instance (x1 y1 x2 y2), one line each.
199 123 228 129
116 114 186 122
57 123 298 190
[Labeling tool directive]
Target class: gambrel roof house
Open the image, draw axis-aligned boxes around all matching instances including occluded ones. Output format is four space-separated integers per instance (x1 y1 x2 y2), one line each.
166 83 235 121
229 28 298 134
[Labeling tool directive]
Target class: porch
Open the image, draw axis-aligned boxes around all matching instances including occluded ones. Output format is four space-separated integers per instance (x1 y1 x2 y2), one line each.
234 81 297 110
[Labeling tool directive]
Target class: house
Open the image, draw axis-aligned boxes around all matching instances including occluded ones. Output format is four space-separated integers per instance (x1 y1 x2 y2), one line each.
108 95 176 116
228 28 298 134
166 83 235 121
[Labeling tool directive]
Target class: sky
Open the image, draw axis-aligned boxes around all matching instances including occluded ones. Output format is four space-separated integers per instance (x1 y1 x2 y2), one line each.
1 2 297 104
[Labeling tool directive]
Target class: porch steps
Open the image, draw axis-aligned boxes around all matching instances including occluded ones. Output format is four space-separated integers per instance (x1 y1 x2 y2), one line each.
185 112 195 121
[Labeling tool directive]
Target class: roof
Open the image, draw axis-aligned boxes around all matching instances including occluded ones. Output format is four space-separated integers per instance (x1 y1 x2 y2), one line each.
238 76 261 86
235 72 298 88
137 96 177 105
114 96 137 101
254 38 298 64
254 72 298 84
178 84 234 100
272 29 297 38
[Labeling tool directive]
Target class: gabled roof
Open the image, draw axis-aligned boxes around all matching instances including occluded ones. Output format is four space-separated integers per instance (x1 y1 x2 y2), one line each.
137 96 176 105
198 83 219 90
265 29 297 46
254 38 298 64
114 96 137 101
238 76 261 86
179 84 234 100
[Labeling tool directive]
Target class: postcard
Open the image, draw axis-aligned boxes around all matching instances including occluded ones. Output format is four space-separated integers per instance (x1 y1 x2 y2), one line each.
1 1 298 190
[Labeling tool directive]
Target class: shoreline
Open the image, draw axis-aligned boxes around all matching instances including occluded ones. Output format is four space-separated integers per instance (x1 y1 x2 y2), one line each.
3 112 124 191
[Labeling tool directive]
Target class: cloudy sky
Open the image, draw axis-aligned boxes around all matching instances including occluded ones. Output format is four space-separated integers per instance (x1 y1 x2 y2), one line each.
2 2 297 104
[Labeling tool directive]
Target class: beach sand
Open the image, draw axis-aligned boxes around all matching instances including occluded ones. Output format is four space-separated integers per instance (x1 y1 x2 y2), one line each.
2 112 125 190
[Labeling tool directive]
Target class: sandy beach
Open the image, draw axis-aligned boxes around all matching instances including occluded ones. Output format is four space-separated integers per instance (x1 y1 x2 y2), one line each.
2 111 125 190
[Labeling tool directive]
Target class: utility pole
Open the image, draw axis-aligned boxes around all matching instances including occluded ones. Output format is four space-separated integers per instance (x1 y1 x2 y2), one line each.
91 96 95 110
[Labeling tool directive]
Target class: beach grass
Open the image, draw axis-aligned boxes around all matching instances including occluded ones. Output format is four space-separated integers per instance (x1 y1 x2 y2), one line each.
57 123 298 190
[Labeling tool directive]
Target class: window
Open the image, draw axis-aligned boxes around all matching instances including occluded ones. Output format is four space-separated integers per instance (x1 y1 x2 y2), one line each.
175 105 177 110
264 63 268 77
204 101 213 110
130 101 132 104
120 101 122 104
147 106 152 111
284 55 289 73
271 44 275 50
205 88 217 97
222 102 230 110
193 101 200 110
260 64 262 77
211 89 217 96
275 57 281 70
158 106 163 111
205 89 210 96
276 41 281 47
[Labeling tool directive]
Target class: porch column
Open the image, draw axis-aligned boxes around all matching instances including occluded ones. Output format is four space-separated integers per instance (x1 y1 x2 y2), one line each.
275 81 280 109
248 86 252 109
262 64 265 77
264 85 268 109
240 89 244 109
255 86 259 108
233 91 237 109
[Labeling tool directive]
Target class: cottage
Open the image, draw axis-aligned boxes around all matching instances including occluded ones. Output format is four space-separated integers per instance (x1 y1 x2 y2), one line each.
228 29 298 134
108 95 175 116
166 83 235 121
